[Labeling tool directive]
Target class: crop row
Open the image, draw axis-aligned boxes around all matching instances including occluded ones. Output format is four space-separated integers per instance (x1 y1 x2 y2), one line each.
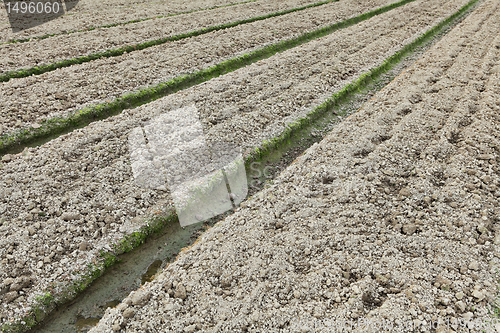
0 0 336 77
0 0 479 331
90 0 500 330
0 0 410 152
0 0 261 43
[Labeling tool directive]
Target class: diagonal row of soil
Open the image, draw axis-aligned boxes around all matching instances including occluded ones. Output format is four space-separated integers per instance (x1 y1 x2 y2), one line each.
0 0 321 74
0 0 260 43
0 0 474 327
0 0 398 135
89 0 500 330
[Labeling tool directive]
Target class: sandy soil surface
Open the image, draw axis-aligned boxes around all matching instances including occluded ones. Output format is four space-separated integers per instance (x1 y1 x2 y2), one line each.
0 0 259 43
87 0 500 331
0 0 476 327
0 0 320 74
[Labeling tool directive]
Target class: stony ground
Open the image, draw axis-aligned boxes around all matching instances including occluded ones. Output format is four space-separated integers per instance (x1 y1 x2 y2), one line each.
0 0 256 43
0 0 319 73
85 0 500 331
1 0 498 331
0 0 472 326
0 0 395 135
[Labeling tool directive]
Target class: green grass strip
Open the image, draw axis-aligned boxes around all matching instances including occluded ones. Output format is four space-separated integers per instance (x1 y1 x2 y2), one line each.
245 0 481 162
0 0 336 82
0 210 178 333
0 0 415 156
0 1 481 331
1 0 260 45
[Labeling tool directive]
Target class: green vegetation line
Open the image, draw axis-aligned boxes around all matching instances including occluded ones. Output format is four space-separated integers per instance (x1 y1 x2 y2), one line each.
1 0 260 44
0 0 336 82
0 0 415 155
0 0 480 331
0 210 178 333
245 0 481 162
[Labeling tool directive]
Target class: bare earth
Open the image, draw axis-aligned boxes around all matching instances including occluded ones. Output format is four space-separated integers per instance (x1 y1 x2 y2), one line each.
1 0 499 331
0 0 473 325
0 0 258 43
0 0 397 135
85 0 500 331
0 0 320 73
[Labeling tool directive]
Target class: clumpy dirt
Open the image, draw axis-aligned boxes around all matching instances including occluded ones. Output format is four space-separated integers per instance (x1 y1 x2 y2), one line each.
0 0 397 134
0 0 476 328
0 0 266 43
90 0 500 331
0 0 322 73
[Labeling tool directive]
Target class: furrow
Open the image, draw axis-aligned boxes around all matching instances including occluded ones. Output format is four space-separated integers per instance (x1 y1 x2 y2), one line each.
88 0 500 331
0 0 407 151
0 0 479 331
0 0 263 43
0 0 326 75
